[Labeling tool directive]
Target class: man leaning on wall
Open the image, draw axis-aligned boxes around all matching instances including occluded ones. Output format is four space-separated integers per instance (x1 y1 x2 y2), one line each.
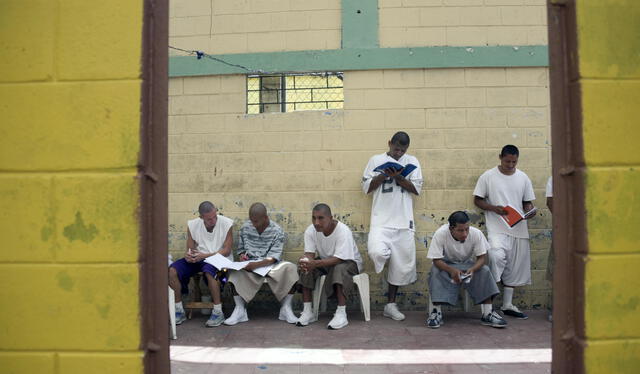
169 201 233 328
473 145 536 320
362 131 423 321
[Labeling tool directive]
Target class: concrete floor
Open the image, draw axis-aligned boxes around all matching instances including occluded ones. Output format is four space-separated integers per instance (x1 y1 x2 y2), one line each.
170 309 551 374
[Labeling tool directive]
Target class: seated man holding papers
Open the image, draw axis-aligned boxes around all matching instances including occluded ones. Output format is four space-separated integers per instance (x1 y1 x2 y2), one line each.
220 203 299 325
426 211 506 329
169 201 233 328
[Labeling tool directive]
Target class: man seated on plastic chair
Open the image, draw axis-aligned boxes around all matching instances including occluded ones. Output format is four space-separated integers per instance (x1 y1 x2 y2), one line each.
297 203 363 330
426 211 507 329
169 201 233 328
224 202 299 326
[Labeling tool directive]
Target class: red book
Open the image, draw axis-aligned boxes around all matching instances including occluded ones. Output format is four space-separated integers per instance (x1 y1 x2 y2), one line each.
500 205 537 228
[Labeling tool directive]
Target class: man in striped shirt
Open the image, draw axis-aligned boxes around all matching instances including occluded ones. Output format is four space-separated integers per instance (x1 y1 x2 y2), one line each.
224 203 299 325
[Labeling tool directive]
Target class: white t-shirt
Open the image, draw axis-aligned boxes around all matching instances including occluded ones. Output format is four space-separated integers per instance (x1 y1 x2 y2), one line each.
187 215 234 259
545 176 553 198
304 221 363 272
473 167 536 239
362 152 423 230
427 224 489 263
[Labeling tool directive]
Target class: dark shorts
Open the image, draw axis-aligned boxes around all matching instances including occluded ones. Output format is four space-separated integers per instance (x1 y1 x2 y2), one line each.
170 258 220 295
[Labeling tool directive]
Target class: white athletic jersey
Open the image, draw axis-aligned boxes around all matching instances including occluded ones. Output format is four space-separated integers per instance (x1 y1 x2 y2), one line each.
362 152 423 230
427 224 489 263
304 221 363 272
187 215 234 259
545 176 553 197
473 166 536 239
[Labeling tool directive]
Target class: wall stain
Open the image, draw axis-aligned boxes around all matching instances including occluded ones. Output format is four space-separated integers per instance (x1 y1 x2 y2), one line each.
96 304 111 319
41 225 53 241
63 212 98 243
57 271 74 291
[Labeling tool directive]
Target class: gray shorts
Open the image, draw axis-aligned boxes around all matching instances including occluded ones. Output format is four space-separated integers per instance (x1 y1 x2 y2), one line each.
428 260 499 306
298 260 359 298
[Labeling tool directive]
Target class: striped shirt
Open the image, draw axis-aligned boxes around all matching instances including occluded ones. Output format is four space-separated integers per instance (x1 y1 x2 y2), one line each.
237 220 285 261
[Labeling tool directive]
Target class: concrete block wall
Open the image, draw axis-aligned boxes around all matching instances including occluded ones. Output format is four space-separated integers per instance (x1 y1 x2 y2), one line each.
379 0 548 47
168 66 552 311
0 0 145 373
169 0 342 54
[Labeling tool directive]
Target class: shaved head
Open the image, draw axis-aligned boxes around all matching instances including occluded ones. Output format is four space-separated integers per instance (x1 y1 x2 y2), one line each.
312 203 332 216
249 202 267 218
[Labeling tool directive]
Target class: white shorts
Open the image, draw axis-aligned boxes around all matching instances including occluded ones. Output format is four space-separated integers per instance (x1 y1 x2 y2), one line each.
487 233 532 287
367 227 416 286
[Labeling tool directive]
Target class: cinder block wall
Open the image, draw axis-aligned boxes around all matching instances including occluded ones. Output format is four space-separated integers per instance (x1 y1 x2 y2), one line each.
168 0 552 311
574 1 640 372
0 1 145 373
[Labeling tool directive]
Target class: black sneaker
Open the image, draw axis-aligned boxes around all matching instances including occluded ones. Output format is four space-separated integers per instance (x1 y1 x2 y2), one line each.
501 305 528 319
481 310 508 328
426 309 443 329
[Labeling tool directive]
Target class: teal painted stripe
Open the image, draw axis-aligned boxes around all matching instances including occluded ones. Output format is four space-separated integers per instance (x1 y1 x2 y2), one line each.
342 0 379 49
169 46 549 77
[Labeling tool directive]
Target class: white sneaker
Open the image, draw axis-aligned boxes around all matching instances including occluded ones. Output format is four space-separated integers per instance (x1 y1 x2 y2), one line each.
383 303 406 321
296 310 317 327
278 304 299 324
223 306 248 326
327 309 348 330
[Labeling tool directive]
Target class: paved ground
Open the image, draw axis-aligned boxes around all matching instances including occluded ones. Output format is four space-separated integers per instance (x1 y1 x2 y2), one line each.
170 309 551 374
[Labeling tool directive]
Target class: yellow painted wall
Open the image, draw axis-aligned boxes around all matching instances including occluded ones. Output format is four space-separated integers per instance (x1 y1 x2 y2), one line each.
577 1 640 373
0 1 145 373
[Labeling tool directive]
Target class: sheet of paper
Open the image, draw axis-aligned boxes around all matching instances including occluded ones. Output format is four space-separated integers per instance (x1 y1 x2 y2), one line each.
204 253 274 276
251 264 274 277
204 253 249 270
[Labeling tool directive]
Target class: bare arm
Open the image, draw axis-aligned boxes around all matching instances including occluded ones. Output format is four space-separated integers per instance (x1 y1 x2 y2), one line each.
185 229 198 263
474 196 506 215
466 254 487 274
244 256 276 271
546 197 553 214
306 256 344 272
217 227 233 257
433 259 463 284
366 173 388 193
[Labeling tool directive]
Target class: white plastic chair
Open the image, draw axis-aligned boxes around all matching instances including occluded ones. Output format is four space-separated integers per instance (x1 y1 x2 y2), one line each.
168 286 177 340
313 273 371 322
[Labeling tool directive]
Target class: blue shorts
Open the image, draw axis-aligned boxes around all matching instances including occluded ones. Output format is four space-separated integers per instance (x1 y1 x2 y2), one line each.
170 258 221 295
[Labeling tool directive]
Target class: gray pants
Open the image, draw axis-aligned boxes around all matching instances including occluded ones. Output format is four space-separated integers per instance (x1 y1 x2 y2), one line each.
428 260 499 306
298 260 359 298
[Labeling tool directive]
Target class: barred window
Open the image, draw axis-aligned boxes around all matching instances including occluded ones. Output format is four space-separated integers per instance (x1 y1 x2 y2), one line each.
247 72 344 114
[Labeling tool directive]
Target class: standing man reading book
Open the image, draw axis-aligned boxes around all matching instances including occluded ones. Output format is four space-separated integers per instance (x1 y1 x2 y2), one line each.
362 131 423 321
297 204 363 330
169 201 233 327
224 202 299 326
473 145 536 319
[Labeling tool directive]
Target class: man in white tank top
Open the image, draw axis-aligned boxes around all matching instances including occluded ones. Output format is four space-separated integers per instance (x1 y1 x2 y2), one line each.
169 201 234 327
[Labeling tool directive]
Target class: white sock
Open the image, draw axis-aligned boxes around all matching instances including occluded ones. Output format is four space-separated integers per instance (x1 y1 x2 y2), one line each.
213 303 223 313
233 295 246 308
281 294 293 307
336 305 346 313
175 301 184 314
481 304 493 317
303 302 312 314
503 287 514 308
428 299 441 314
